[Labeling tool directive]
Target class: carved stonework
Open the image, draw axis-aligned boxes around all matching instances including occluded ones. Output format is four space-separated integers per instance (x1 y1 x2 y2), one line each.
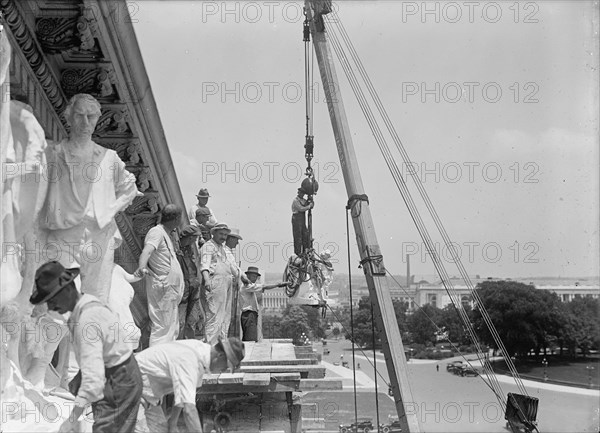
35 17 79 54
61 67 114 98
127 194 160 216
115 212 142 257
77 6 98 51
98 140 144 165
1 0 68 125
132 213 160 239
135 167 154 193
94 107 131 135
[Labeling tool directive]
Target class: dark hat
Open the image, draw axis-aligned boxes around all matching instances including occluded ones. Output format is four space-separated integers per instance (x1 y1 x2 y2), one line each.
220 337 245 371
180 224 202 238
196 188 210 198
244 266 261 276
30 261 80 305
195 206 212 217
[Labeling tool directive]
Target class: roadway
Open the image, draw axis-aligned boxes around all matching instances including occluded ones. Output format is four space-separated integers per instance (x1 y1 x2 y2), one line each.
301 338 599 432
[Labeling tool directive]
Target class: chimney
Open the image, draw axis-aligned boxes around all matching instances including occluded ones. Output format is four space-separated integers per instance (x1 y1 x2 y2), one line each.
406 254 410 288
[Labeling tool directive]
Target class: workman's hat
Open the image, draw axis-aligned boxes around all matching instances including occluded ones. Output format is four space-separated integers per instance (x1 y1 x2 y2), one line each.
180 224 202 238
210 222 231 234
195 206 212 217
244 266 261 276
227 228 243 240
220 337 245 371
297 188 306 194
196 188 211 198
30 261 80 305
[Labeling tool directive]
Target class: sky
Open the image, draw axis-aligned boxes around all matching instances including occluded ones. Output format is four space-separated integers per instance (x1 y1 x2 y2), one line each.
133 1 599 279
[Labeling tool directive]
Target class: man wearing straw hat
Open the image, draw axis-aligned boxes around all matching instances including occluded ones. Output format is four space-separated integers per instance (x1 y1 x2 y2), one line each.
29 261 142 433
136 337 244 433
239 266 289 342
199 222 237 344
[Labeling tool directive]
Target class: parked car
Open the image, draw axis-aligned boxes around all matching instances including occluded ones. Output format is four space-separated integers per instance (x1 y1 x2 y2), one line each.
379 420 403 432
458 365 479 377
324 348 331 355
446 361 463 373
339 419 374 432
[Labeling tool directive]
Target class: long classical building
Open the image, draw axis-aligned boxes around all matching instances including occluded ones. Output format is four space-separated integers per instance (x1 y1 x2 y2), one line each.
334 276 600 312
1 0 183 330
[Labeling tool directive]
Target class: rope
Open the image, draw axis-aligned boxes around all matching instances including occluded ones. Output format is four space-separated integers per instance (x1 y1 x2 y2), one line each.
328 12 529 398
325 13 513 407
370 303 381 430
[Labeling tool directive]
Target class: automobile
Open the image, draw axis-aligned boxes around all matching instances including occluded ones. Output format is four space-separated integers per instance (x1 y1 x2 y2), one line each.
342 361 349 368
458 365 479 377
333 361 340 366
324 348 331 355
379 420 403 432
339 419 374 433
446 360 463 373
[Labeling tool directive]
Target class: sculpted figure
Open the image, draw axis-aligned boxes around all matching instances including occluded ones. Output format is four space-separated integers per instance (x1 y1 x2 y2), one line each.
40 93 140 303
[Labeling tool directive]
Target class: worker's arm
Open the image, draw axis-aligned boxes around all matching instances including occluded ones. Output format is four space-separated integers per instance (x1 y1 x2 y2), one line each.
182 403 203 432
136 243 156 276
263 282 290 291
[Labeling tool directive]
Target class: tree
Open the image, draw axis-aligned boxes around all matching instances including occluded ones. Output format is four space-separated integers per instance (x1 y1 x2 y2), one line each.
279 306 311 344
472 280 563 358
407 304 442 345
561 297 600 357
439 304 473 346
332 327 340 338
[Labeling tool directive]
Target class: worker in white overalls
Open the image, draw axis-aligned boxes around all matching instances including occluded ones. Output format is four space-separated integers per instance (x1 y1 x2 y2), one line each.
199 222 239 344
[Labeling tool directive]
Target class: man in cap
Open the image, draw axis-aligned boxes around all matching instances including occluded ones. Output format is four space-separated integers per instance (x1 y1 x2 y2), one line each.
195 207 213 248
30 261 142 433
137 204 185 346
136 337 244 433
239 267 289 342
176 224 204 339
224 228 247 337
199 222 238 344
291 188 314 255
189 188 217 228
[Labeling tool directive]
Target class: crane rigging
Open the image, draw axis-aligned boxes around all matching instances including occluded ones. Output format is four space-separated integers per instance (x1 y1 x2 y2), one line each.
299 1 541 432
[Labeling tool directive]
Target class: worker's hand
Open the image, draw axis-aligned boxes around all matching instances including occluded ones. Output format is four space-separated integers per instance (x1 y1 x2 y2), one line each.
58 419 78 433
204 281 212 293
309 202 315 209
240 274 250 285
134 267 149 278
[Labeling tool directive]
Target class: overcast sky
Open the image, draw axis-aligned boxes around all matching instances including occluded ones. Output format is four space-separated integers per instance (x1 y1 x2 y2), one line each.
133 1 599 279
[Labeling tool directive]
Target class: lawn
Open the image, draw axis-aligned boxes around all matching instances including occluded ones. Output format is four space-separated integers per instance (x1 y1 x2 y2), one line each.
491 355 600 387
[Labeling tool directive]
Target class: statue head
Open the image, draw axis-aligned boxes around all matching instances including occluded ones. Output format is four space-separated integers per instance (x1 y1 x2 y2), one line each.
64 94 102 139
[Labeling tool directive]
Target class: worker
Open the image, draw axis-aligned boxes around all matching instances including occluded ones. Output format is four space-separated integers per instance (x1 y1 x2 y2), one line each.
136 337 245 433
108 263 142 351
199 222 235 344
291 187 314 255
137 205 185 346
239 267 289 341
176 224 204 340
30 261 142 433
195 207 213 248
189 188 218 227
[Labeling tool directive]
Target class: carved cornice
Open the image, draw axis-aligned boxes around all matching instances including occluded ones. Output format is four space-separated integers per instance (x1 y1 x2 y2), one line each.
0 0 68 126
114 211 142 256
126 194 160 216
95 140 144 165
61 66 114 98
94 106 131 136
35 16 79 54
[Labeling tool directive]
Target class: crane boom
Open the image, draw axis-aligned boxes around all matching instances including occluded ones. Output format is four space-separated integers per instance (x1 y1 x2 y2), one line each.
305 2 421 432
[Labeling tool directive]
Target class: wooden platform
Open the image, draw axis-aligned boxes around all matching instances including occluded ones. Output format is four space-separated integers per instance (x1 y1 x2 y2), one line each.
196 339 342 432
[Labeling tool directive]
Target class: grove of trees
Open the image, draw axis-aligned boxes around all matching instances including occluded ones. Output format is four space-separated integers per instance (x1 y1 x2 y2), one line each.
262 280 599 359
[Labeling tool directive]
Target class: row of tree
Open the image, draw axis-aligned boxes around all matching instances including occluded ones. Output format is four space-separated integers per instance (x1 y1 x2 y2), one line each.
262 281 599 358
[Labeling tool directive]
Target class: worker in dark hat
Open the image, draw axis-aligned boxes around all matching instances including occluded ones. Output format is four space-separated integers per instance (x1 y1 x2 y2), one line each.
136 337 245 432
189 188 217 228
30 261 142 433
239 266 289 342
194 206 213 248
291 187 314 255
176 224 204 340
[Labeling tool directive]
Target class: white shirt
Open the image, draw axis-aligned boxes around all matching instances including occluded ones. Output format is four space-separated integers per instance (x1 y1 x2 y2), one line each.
107 265 141 351
136 340 211 407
